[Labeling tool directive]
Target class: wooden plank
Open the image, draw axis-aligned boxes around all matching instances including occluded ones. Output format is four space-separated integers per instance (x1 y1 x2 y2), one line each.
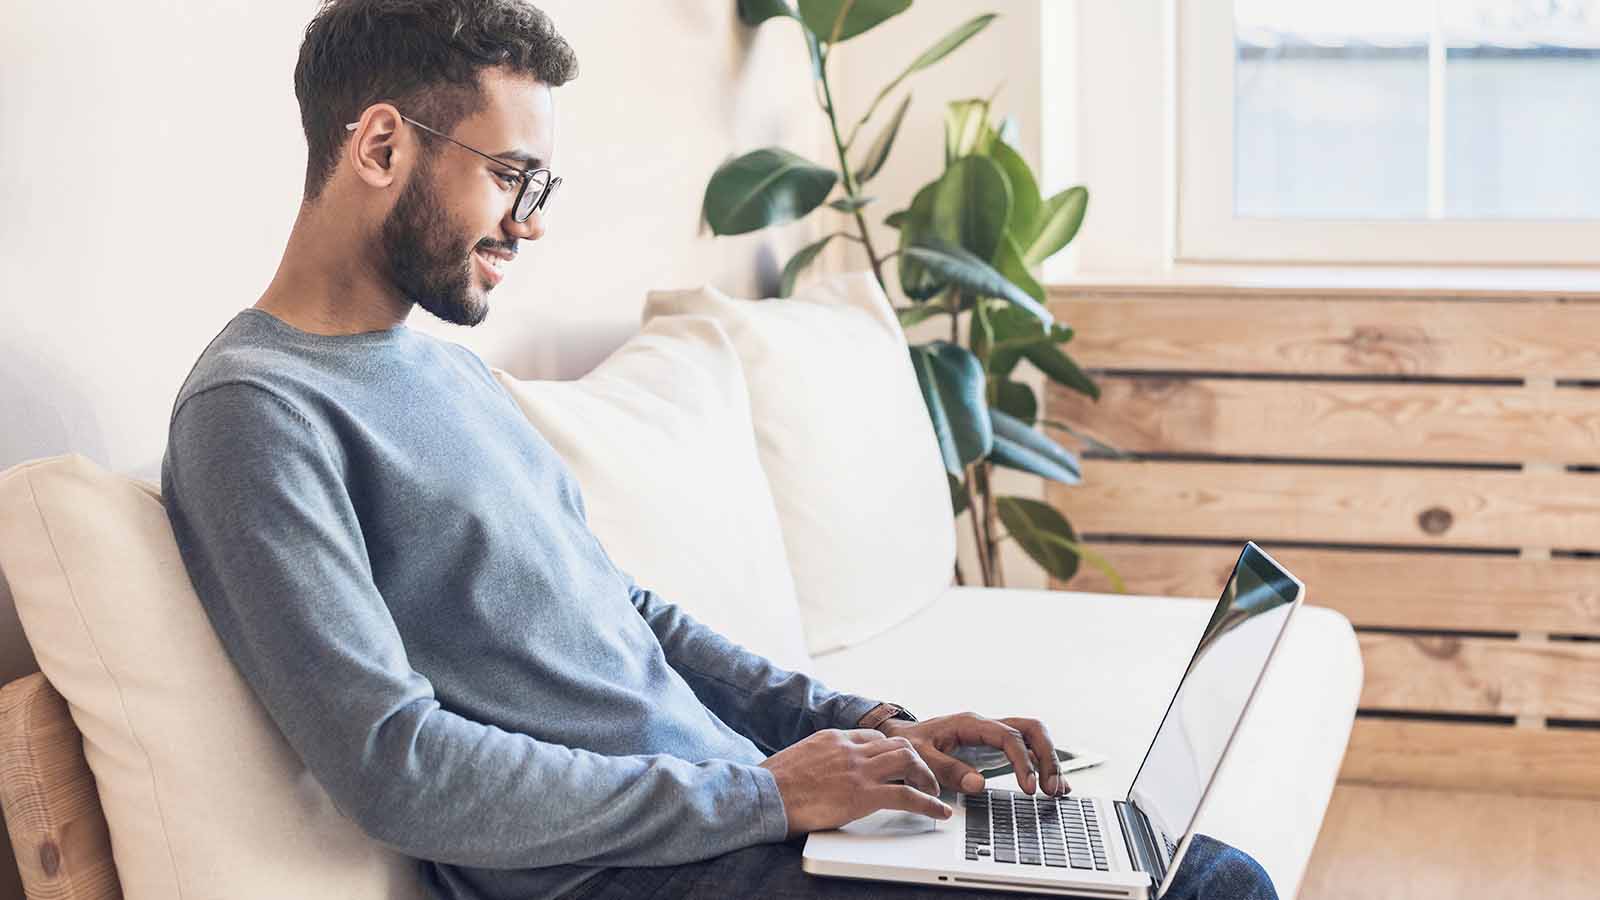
0 673 120 900
1056 543 1600 635
1339 718 1600 799
1299 782 1600 900
1049 270 1600 301
1049 460 1600 550
1047 294 1600 378
1356 633 1600 718
1046 378 1600 465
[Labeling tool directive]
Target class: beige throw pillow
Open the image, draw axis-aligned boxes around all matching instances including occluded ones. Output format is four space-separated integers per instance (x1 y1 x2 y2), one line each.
0 455 427 900
642 271 956 656
493 314 813 672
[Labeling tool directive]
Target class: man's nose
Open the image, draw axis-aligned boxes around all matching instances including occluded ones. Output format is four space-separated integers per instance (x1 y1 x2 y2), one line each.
506 207 545 241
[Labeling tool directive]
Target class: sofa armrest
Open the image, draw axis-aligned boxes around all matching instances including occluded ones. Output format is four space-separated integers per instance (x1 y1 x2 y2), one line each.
0 672 121 900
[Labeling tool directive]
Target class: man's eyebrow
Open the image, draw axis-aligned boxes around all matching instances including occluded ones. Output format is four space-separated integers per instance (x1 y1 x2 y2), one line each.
493 149 546 170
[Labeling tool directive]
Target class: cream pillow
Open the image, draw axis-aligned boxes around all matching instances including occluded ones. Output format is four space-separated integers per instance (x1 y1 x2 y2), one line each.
493 314 812 673
643 271 955 656
0 455 426 900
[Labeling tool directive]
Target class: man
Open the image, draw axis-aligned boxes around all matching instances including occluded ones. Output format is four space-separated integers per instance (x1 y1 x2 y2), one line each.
159 2 1278 898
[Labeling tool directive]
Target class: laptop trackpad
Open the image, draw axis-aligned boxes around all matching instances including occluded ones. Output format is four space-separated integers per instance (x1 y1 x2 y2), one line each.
838 807 943 836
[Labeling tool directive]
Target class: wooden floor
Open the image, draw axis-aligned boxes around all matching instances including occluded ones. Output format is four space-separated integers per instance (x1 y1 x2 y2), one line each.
1297 783 1600 899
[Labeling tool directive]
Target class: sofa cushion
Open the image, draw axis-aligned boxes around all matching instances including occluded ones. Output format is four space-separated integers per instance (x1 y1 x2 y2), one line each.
643 272 955 656
807 585 1363 900
0 455 426 900
492 314 812 672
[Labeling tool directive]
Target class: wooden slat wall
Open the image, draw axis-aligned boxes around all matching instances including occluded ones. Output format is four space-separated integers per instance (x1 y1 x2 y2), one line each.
1057 461 1600 549
1045 285 1600 799
1053 378 1600 464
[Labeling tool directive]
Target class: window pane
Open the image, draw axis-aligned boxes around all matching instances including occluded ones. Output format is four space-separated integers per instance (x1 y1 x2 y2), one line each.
1443 0 1600 219
1233 1 1432 219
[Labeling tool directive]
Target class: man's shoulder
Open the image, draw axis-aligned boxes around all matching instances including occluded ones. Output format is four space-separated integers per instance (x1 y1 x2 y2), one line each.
168 311 320 430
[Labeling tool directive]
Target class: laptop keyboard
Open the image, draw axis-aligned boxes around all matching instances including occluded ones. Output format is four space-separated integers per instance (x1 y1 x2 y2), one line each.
962 789 1110 871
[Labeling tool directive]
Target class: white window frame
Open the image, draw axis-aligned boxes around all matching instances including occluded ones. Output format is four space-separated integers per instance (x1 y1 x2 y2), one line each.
1175 0 1600 266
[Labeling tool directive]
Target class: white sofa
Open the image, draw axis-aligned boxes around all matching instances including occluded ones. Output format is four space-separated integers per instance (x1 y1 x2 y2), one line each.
0 271 1362 900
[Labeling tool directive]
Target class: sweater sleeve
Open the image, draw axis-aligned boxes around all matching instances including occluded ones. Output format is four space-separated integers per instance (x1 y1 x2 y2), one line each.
611 564 883 753
161 382 790 869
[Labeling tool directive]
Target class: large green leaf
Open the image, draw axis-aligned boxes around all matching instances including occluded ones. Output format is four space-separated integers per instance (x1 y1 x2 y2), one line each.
978 302 1083 380
702 148 838 236
779 233 839 298
989 408 1082 485
987 138 1041 243
857 92 912 184
1026 341 1099 400
996 497 1081 581
994 379 1037 425
944 97 994 166
973 302 1045 377
994 232 1045 308
902 235 1051 325
908 342 993 477
884 209 907 229
798 0 911 43
1022 185 1088 267
737 0 797 25
896 182 945 301
932 155 1012 264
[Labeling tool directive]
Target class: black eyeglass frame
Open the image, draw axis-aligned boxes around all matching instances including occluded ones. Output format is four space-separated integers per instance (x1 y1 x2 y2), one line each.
344 114 560 222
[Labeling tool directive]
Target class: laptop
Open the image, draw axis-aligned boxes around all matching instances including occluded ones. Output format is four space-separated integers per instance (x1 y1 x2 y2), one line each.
802 542 1304 898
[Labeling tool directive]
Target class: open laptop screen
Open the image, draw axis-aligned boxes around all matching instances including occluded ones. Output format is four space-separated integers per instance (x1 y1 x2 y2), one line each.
1125 544 1301 867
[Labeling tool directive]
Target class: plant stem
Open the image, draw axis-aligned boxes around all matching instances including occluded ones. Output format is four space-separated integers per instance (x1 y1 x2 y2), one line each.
963 465 992 586
817 46 888 292
977 461 1005 586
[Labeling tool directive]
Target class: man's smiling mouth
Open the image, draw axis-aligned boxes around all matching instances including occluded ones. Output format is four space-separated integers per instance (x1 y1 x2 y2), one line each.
472 244 516 286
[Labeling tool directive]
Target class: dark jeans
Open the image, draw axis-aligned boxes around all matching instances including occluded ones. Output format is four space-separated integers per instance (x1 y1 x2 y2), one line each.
559 833 1277 900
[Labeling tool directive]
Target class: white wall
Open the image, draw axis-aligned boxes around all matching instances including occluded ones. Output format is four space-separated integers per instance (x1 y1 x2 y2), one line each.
0 0 832 481
1067 0 1172 272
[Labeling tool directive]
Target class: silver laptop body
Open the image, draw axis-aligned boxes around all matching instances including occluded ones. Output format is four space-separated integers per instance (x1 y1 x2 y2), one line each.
802 542 1305 899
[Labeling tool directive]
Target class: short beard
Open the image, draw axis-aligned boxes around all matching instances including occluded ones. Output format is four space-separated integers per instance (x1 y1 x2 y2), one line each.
379 154 488 327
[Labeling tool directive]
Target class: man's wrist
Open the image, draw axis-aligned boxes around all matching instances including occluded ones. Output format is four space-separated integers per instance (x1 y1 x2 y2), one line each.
857 702 917 732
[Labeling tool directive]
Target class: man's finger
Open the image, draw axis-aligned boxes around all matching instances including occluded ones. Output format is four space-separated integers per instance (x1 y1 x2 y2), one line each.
864 746 941 797
873 784 954 821
923 745 987 794
965 720 1037 793
1003 718 1068 796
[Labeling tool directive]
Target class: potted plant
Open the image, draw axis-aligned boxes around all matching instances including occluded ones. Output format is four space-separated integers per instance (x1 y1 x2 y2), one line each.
703 0 1122 590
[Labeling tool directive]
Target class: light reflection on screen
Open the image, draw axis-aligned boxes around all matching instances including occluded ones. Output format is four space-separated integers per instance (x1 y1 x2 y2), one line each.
1126 545 1300 864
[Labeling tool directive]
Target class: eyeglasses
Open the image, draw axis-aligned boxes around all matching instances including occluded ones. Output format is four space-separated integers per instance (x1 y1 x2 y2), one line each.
344 114 561 222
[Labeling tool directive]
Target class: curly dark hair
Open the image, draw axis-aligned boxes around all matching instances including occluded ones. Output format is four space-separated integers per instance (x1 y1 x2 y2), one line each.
294 0 578 200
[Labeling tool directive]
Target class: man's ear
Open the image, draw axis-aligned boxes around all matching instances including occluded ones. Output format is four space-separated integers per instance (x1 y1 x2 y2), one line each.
345 103 407 189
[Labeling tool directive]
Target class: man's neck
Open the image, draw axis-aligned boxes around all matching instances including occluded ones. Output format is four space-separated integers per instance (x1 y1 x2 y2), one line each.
255 201 411 336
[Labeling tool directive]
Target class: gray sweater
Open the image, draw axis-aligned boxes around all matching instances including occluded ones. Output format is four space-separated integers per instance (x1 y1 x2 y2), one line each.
160 309 884 900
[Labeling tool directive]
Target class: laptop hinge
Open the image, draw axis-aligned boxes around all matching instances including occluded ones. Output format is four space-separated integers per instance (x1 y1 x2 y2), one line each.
1115 800 1165 888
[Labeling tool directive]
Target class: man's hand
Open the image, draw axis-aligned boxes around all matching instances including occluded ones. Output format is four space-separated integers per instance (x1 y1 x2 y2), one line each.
877 712 1069 797
758 728 954 838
